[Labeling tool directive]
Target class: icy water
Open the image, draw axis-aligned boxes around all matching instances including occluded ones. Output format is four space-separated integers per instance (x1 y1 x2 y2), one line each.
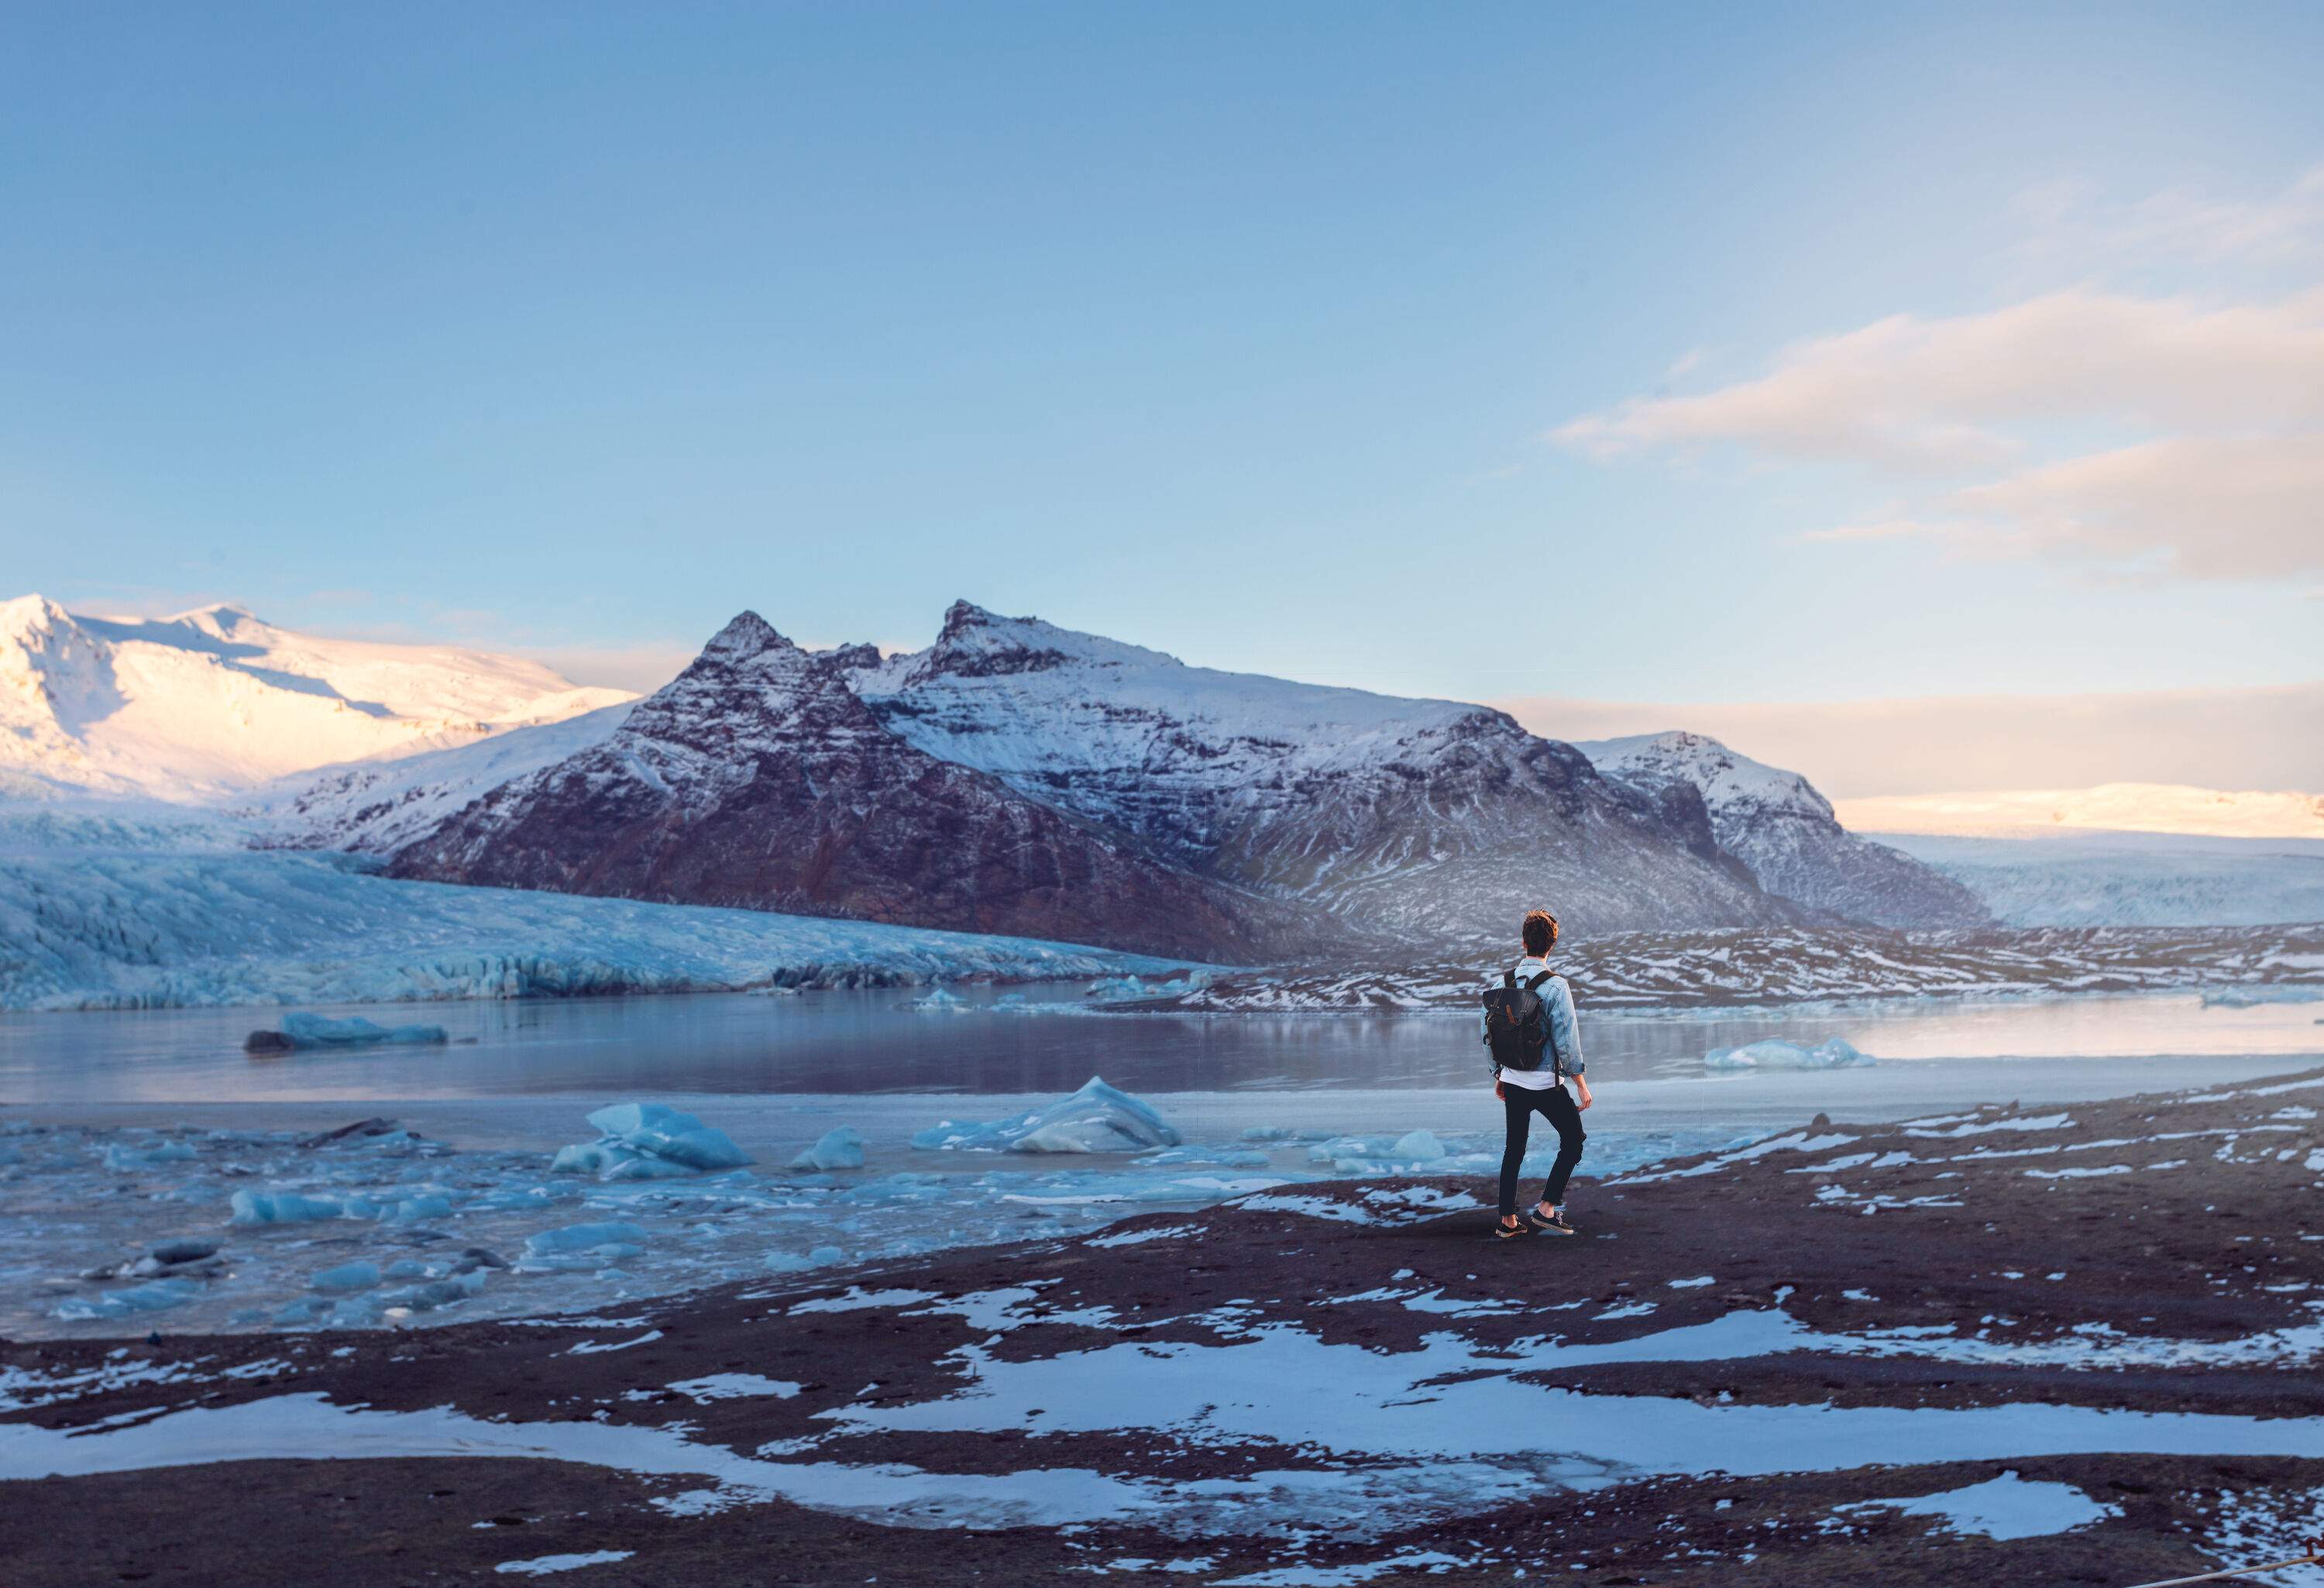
3 984 2321 1104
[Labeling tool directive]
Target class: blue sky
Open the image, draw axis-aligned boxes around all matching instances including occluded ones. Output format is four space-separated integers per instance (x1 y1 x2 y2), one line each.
5 3 2320 741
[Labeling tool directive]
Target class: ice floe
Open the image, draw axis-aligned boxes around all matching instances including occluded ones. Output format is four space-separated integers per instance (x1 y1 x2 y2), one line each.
551 1103 751 1181
246 1012 449 1053
911 1078 1181 1154
1703 1038 1872 1071
789 1127 866 1171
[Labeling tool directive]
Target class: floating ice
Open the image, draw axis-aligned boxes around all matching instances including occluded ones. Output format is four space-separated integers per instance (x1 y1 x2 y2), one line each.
911 1078 1181 1155
246 1012 450 1053
1703 1038 1873 1071
229 1191 352 1226
311 1263 381 1293
102 1141 197 1170
54 1277 202 1322
911 988 970 1012
552 1103 751 1181
2199 985 2324 1009
790 1128 866 1172
1085 972 1209 1005
527 1222 650 1256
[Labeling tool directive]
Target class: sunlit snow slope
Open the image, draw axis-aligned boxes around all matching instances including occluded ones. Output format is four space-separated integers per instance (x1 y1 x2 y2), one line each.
0 594 633 803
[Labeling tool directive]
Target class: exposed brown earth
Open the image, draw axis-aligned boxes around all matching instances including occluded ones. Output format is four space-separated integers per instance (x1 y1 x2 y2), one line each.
5 1071 2319 1586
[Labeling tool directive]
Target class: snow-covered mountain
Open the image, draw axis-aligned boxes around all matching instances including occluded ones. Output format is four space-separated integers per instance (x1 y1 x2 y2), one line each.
1574 730 1989 930
386 613 1309 962
361 603 1792 958
843 603 1785 947
0 594 632 803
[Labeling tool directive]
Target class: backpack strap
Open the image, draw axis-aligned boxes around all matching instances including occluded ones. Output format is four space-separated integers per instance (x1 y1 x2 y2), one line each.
1502 969 1517 989
1522 970 1552 992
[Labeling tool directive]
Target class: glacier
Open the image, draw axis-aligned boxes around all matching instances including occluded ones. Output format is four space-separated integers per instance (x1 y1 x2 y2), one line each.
0 813 1191 1011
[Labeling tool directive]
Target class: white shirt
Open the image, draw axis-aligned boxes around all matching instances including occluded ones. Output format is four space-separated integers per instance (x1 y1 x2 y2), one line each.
1483 955 1585 1091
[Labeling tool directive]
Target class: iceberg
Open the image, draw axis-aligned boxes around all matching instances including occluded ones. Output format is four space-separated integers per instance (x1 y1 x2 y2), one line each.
582 1103 751 1172
245 1012 450 1054
790 1127 866 1172
526 1221 650 1256
229 1190 350 1226
1703 1038 1875 1071
910 1078 1181 1155
102 1141 198 1170
550 1102 752 1181
54 1276 202 1322
311 1262 381 1293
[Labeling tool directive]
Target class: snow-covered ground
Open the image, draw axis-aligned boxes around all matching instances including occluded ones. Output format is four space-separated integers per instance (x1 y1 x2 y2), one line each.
1879 830 2324 927
0 809 1182 1011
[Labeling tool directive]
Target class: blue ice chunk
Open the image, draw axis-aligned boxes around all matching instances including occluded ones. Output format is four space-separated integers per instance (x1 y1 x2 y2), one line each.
54 1276 202 1322
577 1102 751 1172
790 1127 866 1171
525 1221 650 1256
1702 1038 1874 1071
910 1078 1180 1155
379 1194 454 1223
273 1012 450 1049
1391 1129 1447 1163
103 1141 197 1170
602 1155 700 1183
311 1261 381 1292
229 1190 347 1225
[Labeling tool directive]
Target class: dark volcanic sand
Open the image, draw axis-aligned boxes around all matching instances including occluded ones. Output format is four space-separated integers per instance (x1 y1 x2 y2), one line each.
5 1070 2319 1586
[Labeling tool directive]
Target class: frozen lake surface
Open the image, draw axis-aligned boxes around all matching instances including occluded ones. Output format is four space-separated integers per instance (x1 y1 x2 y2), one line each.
5 983 2321 1105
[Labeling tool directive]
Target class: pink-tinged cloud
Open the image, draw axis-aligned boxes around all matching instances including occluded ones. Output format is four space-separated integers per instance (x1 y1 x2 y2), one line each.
1554 284 2324 581
1552 287 2324 470
1492 682 2324 800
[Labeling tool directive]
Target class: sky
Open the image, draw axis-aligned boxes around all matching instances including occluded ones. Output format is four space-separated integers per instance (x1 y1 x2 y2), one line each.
4 3 2320 795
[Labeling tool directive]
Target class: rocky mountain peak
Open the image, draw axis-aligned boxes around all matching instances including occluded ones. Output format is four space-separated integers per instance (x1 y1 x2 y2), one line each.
696 610 793 667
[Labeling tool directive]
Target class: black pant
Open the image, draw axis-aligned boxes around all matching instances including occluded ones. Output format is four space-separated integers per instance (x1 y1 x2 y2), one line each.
1499 1081 1585 1217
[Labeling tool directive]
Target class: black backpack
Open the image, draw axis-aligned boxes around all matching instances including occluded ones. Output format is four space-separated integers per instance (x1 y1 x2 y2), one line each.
1483 968 1564 1077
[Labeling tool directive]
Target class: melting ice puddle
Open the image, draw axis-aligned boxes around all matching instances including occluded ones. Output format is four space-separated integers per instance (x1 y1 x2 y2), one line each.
9 1308 2324 1538
665 1374 799 1402
1833 1471 2119 1541
823 1316 2324 1481
0 1394 1583 1538
497 1550 635 1576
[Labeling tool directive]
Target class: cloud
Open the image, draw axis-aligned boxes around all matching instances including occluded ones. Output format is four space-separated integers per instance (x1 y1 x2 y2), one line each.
1552 287 2324 474
2009 163 2324 272
1552 165 2324 584
1494 682 2324 800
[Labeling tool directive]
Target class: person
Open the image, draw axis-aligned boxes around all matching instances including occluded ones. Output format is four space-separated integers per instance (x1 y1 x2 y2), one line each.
1483 908 1592 1238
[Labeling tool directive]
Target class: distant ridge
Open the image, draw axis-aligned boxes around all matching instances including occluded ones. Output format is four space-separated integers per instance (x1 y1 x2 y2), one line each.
0 593 632 802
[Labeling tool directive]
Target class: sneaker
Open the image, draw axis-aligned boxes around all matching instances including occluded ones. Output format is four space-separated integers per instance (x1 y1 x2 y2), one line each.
1526 1208 1576 1236
1494 1217 1532 1239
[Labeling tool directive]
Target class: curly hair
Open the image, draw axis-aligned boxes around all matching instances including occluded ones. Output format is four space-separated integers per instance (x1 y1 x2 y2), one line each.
1521 909 1559 957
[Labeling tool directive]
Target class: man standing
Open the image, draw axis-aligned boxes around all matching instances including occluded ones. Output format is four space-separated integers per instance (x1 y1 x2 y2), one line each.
1482 908 1592 1238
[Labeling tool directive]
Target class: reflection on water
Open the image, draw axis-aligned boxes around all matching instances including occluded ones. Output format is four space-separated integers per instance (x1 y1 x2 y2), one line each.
3 983 2319 1105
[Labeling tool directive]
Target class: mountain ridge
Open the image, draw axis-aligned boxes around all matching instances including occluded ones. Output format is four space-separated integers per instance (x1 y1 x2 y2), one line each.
0 593 632 802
